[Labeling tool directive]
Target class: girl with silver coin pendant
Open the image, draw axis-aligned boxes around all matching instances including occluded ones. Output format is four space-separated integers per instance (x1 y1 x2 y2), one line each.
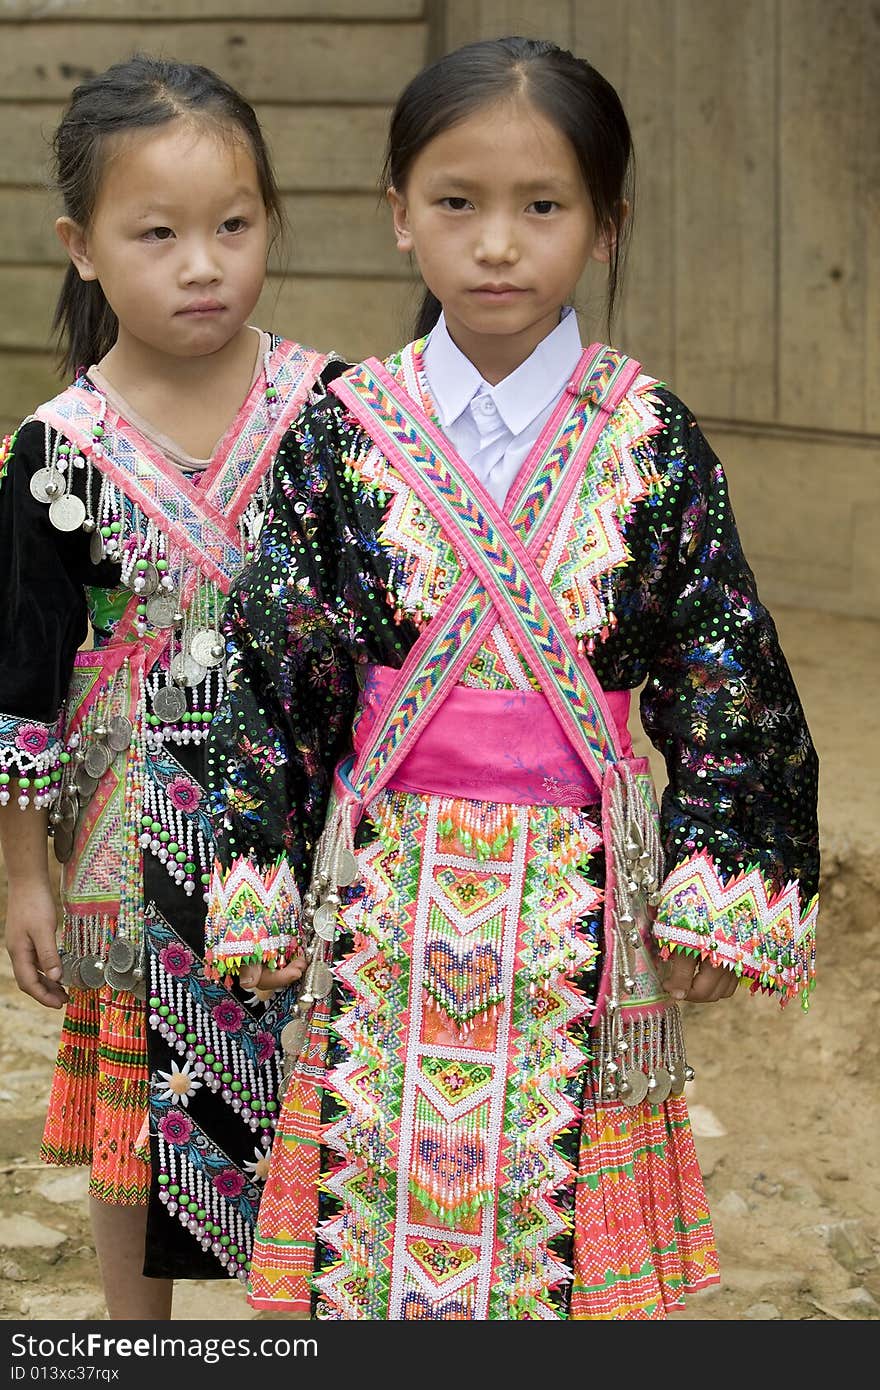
0 55 344 1319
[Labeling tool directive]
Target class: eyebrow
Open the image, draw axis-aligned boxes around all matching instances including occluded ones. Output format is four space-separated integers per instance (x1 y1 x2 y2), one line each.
424 174 578 195
133 187 262 216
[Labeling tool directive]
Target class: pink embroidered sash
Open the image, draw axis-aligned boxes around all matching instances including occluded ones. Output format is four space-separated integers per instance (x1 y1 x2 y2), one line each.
354 663 633 805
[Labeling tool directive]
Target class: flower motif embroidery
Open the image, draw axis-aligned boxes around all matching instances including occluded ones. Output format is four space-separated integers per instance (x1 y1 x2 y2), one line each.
255 1029 275 1065
154 1059 202 1108
213 1167 245 1198
243 1145 272 1182
211 998 245 1033
158 1110 194 1146
159 942 194 978
166 775 203 814
15 723 49 756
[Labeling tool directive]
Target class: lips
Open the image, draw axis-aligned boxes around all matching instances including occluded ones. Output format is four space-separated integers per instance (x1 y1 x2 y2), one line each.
176 300 225 315
472 284 524 294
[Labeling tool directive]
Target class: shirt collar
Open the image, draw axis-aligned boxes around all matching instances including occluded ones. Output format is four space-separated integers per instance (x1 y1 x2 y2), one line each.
422 307 584 435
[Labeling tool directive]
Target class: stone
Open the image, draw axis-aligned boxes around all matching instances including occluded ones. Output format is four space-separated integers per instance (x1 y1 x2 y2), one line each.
817 1219 877 1274
687 1104 727 1138
0 1258 26 1282
33 1171 90 1205
19 1292 106 1321
713 1190 749 1220
0 1214 67 1251
837 1287 880 1319
745 1301 782 1319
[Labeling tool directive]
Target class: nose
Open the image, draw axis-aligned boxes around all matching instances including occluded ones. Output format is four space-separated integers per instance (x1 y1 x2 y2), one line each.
179 236 222 286
474 214 519 267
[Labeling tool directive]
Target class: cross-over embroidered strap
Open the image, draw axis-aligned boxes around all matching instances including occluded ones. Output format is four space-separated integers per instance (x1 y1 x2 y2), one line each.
330 343 640 803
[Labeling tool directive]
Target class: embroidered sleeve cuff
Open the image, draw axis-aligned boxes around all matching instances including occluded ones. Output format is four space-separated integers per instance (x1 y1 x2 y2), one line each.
204 854 305 980
0 712 65 809
652 849 818 1008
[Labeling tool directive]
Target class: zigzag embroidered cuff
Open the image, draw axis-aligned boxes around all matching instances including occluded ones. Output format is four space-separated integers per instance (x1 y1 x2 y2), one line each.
653 849 818 1008
205 855 304 980
0 711 66 809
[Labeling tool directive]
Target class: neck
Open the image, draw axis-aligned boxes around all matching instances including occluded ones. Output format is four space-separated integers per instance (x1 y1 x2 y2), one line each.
98 325 259 403
441 307 563 385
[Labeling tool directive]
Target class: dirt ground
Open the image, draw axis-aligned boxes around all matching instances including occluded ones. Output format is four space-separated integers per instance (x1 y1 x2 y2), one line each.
1 604 877 1322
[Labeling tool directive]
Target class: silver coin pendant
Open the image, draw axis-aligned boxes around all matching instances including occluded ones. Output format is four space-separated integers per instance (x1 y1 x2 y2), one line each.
49 494 87 533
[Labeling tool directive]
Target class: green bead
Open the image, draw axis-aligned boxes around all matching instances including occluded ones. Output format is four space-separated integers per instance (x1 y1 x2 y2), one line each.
0 774 8 785
221 1071 232 1083
168 1184 180 1196
212 1060 223 1073
158 1174 170 1186
156 559 168 571
159 831 170 843
195 1044 206 1055
220 1235 230 1246
204 1053 215 1065
149 996 160 1008
109 521 121 534
241 1090 251 1103
158 1005 170 1017
230 1080 242 1092
175 851 186 863
175 1022 186 1034
185 1032 196 1044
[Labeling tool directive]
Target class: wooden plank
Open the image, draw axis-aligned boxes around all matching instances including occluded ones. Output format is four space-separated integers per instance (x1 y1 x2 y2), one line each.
779 0 869 432
864 6 880 433
255 274 417 363
0 21 427 103
707 424 880 619
444 1 573 50
0 188 406 278
672 0 775 421
575 1 676 380
1 1 422 16
0 352 62 437
0 264 417 360
0 104 393 192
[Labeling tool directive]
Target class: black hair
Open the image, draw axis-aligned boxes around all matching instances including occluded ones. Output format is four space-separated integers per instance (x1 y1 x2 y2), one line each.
52 54 284 378
382 36 634 342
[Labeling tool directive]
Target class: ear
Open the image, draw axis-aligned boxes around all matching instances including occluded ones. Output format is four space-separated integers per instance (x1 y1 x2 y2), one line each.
590 197 630 266
386 186 414 254
55 216 98 282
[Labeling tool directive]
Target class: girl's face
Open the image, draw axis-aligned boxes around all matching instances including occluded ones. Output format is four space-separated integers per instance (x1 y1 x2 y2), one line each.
58 119 270 364
388 96 611 377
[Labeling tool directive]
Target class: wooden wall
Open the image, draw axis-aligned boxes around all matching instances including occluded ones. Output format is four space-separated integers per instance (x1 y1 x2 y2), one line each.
2 0 877 617
0 0 427 436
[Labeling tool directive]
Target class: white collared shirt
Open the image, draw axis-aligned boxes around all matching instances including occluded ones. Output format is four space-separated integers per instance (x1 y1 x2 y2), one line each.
421 308 584 508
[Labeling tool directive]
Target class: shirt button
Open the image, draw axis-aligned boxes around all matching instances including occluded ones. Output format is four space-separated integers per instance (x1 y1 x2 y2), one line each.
479 397 496 416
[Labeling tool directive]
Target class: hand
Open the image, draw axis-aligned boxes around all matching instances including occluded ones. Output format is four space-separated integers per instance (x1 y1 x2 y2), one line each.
5 881 67 1008
238 953 308 992
661 953 739 1003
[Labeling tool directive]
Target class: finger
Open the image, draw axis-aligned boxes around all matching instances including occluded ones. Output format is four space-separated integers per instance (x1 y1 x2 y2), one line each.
238 963 262 989
660 953 697 1000
10 944 67 1008
256 956 307 991
686 962 732 1004
35 937 63 984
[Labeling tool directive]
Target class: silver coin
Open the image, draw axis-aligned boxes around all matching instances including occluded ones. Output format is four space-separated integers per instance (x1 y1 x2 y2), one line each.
77 955 106 989
309 960 334 999
29 467 63 504
648 1066 672 1105
103 962 135 993
170 652 206 688
189 630 224 669
311 903 336 940
74 765 100 798
61 953 83 989
106 715 133 753
618 1067 650 1107
57 791 79 830
108 936 136 973
668 1062 687 1097
52 822 75 864
84 741 111 779
144 594 179 629
48 493 87 533
336 849 359 888
134 562 159 597
152 685 187 723
280 1013 309 1058
89 530 105 565
129 969 147 1001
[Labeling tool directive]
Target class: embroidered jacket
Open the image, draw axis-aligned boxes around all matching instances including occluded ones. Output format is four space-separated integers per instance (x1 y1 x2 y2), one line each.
206 345 820 1007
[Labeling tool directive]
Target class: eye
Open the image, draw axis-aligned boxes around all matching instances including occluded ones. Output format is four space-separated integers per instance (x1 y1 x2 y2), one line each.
143 226 174 241
528 200 558 215
440 197 472 212
220 217 248 234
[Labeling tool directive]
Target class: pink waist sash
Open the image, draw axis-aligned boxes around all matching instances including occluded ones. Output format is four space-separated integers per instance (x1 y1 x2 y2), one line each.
353 664 633 806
